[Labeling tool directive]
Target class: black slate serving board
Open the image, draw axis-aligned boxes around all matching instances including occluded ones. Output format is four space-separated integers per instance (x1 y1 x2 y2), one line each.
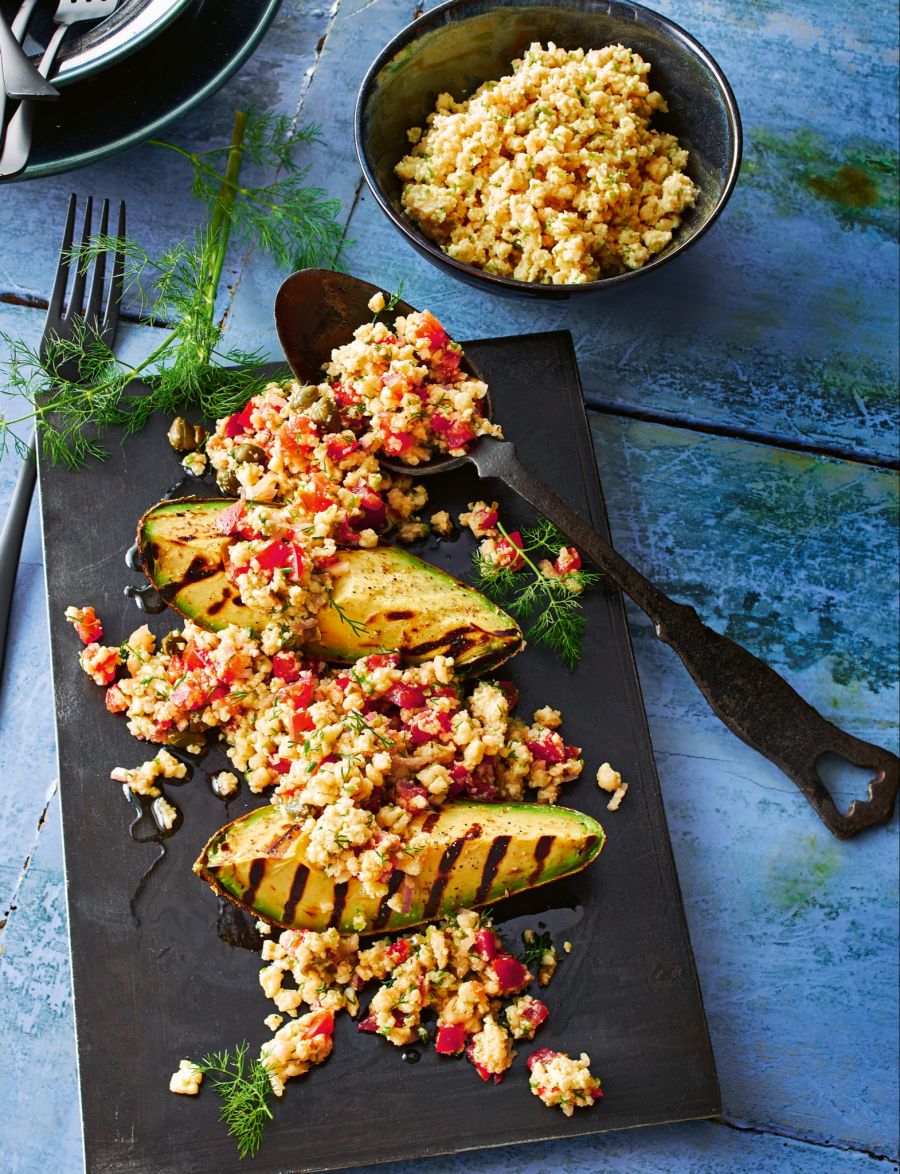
40 330 719 1173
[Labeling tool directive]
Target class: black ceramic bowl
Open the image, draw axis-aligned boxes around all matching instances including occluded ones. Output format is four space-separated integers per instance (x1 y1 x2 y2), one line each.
355 0 742 299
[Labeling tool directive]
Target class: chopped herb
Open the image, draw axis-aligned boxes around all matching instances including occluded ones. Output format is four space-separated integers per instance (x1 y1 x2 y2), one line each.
197 1041 274 1160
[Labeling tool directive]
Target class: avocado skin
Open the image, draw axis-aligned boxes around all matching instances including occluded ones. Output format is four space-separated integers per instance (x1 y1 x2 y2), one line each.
194 799 605 935
138 498 523 671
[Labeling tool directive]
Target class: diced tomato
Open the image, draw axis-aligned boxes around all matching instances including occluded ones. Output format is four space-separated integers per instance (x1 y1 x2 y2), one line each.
590 1087 605 1100
491 954 530 993
526 735 566 765
365 654 400 671
325 435 359 462
385 939 410 967
466 759 500 801
555 545 582 575
386 683 426 710
447 763 471 797
429 414 474 448
495 530 525 570
526 1047 559 1072
474 506 498 531
296 487 333 514
357 1015 379 1033
290 709 316 738
223 402 257 439
271 757 293 775
283 672 316 709
65 605 103 645
335 520 361 546
415 309 448 352
435 1024 467 1055
105 683 127 713
407 709 452 746
520 999 550 1029
272 652 302 682
302 1009 334 1038
382 430 412 456
216 500 246 536
182 641 205 672
474 929 501 960
255 540 304 578
353 490 387 531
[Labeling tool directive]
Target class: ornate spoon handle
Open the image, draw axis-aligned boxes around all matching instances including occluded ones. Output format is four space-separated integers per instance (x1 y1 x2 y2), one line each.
469 439 898 839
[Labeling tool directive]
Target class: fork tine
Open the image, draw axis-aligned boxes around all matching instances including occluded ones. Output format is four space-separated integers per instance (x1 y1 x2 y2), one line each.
100 200 126 348
83 198 110 327
65 193 93 320
46 193 77 323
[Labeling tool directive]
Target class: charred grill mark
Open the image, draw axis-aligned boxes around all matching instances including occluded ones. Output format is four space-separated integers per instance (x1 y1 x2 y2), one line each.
528 835 556 885
159 554 219 601
207 589 234 616
384 609 415 620
421 812 440 834
282 864 310 924
242 858 266 907
329 882 349 928
424 837 468 920
584 835 599 858
374 871 405 929
264 824 304 857
474 836 511 905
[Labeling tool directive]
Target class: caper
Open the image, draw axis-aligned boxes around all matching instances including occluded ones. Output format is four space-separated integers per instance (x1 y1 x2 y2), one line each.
289 385 321 411
232 442 266 465
160 631 186 657
305 393 339 430
217 467 241 496
167 416 206 453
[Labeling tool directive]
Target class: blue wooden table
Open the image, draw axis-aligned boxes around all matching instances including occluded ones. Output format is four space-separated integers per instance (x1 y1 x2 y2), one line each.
1 1 897 1171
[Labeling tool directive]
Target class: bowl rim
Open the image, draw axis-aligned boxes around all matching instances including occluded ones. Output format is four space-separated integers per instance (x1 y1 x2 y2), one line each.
354 0 743 294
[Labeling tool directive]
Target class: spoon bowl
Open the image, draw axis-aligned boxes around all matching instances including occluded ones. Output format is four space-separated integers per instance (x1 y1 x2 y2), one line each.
274 268 493 475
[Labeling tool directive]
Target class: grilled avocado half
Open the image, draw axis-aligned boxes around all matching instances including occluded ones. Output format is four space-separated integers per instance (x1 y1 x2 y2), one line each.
195 800 605 935
138 498 523 672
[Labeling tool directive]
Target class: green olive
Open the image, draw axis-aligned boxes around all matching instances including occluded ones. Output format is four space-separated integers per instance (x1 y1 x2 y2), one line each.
305 393 339 430
217 468 241 495
232 442 267 465
160 631 186 657
167 416 205 453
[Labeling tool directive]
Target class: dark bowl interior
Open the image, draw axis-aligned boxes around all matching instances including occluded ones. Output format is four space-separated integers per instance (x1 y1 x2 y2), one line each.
355 0 742 298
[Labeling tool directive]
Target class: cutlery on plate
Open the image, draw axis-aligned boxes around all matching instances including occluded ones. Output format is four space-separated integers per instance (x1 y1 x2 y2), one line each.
274 268 899 840
0 9 57 100
0 193 125 685
0 0 120 179
0 0 45 131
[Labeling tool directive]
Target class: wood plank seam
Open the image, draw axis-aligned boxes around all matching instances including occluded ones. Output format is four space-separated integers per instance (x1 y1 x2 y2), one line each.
714 1115 899 1164
0 776 58 933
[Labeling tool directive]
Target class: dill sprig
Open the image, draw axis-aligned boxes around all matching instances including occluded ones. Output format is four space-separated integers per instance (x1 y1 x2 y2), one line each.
520 928 553 971
473 518 601 669
198 1041 274 1160
0 109 345 468
325 587 369 636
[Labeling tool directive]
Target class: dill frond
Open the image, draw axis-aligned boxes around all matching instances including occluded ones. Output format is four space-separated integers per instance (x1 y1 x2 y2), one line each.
198 1041 275 1160
324 587 369 636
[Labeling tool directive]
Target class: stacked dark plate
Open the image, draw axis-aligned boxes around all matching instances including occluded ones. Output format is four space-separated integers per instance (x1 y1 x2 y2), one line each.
0 0 281 180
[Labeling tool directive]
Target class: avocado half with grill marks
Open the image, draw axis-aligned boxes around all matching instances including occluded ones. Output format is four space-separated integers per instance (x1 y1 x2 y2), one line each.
194 800 605 935
138 498 523 672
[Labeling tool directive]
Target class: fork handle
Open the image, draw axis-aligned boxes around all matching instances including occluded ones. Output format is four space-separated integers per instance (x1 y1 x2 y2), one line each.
0 435 36 682
0 13 57 100
0 0 43 129
471 438 899 839
0 22 66 179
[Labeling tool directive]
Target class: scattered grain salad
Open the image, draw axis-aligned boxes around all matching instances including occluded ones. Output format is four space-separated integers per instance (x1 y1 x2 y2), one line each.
527 1048 603 1114
596 761 628 810
70 599 606 1114
396 42 697 284
460 499 584 587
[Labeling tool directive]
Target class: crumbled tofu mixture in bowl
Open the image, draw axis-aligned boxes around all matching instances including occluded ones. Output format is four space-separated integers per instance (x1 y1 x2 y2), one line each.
396 42 697 285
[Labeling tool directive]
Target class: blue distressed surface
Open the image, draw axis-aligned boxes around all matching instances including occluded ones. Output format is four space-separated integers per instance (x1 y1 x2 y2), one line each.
0 0 898 1171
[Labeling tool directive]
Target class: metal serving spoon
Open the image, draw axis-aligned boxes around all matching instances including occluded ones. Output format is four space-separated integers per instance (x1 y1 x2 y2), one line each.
274 268 898 840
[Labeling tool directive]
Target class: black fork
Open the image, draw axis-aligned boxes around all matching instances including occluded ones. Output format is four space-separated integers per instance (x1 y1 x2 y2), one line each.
0 193 125 684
